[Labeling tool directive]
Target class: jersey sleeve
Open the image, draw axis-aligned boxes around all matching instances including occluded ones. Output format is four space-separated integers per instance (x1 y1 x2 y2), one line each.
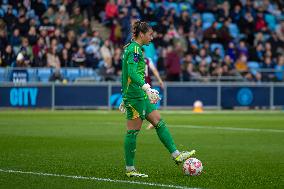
127 46 145 87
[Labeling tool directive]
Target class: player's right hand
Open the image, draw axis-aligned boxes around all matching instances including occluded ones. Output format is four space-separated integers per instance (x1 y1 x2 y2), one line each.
119 101 126 113
142 83 161 104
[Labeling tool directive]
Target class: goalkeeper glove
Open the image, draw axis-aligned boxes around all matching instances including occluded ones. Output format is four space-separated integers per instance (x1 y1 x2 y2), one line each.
142 83 161 104
119 101 126 113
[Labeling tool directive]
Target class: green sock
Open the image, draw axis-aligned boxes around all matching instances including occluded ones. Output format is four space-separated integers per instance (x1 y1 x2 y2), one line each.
124 130 139 166
155 119 177 153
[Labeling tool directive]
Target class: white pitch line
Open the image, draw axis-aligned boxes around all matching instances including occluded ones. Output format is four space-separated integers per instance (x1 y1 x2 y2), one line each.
0 169 201 189
102 122 284 133
170 125 284 133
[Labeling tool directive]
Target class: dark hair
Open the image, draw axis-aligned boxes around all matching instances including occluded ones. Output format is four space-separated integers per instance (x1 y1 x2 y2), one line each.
132 20 152 38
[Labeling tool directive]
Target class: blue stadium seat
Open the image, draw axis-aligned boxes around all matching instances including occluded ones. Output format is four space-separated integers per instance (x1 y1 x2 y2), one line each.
80 68 94 77
66 68 80 81
12 9 18 17
265 14 276 31
0 8 4 17
202 12 215 25
210 43 225 59
228 23 239 38
0 68 6 82
37 68 52 83
27 68 38 82
202 22 212 30
274 65 284 81
247 61 260 76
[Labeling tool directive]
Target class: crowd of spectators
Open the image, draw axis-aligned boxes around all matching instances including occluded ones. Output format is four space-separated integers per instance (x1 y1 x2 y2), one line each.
0 0 284 82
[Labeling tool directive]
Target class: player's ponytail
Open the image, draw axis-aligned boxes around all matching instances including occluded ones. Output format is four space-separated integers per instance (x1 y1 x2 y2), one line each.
132 20 151 39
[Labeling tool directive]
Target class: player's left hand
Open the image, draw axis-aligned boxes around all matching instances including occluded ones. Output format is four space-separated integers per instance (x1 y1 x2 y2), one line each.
119 101 126 113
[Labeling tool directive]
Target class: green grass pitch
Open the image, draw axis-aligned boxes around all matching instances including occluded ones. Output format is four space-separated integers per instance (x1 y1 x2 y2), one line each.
0 110 283 189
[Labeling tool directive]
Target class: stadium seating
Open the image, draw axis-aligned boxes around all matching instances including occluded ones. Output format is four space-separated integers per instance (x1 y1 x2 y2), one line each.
37 68 52 83
264 14 277 31
65 68 80 82
210 43 225 59
202 12 215 24
0 68 6 82
228 23 240 39
247 61 260 76
27 68 38 82
202 12 215 30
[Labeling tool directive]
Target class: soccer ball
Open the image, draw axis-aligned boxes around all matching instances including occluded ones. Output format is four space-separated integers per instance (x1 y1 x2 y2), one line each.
183 158 203 176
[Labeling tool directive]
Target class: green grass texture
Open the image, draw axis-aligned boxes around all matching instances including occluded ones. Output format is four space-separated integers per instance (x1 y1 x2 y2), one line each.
0 110 283 189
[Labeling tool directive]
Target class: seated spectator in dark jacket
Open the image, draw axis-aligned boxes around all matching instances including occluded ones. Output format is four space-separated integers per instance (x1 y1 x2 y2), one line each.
262 56 276 81
203 22 220 43
49 69 64 83
0 44 15 67
249 43 264 62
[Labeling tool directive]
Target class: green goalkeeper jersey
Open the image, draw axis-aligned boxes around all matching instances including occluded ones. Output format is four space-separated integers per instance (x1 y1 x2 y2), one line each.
121 41 146 100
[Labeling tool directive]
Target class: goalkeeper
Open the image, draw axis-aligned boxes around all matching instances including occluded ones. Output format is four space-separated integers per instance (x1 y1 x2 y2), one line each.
120 20 196 178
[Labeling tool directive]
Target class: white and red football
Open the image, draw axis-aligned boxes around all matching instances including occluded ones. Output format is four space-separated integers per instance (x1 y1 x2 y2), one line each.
183 158 203 176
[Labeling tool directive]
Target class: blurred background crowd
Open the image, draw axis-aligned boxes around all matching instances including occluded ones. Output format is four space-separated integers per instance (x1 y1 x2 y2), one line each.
0 0 284 82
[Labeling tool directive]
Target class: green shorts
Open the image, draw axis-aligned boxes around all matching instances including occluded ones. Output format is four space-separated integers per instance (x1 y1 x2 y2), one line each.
124 97 157 120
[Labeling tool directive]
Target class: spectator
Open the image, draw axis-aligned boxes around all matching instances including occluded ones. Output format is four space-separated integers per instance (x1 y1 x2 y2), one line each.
178 11 191 34
0 45 15 67
238 11 255 45
72 47 86 67
182 54 199 81
60 48 72 67
198 60 209 82
255 12 267 32
227 41 237 61
235 54 255 81
3 5 16 33
218 18 232 47
55 5 69 28
237 40 249 57
230 4 242 23
165 45 181 81
112 47 122 76
195 48 212 65
211 47 223 64
49 69 64 83
17 15 29 36
250 43 264 62
262 56 276 81
78 0 93 21
27 26 37 46
0 26 8 53
32 37 47 67
42 7 56 24
19 37 33 66
203 22 220 43
69 6 84 32
14 52 29 67
109 19 122 46
105 0 118 21
10 28 21 53
222 55 236 77
276 21 284 42
31 0 47 19
85 37 101 68
100 39 114 70
47 47 61 69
